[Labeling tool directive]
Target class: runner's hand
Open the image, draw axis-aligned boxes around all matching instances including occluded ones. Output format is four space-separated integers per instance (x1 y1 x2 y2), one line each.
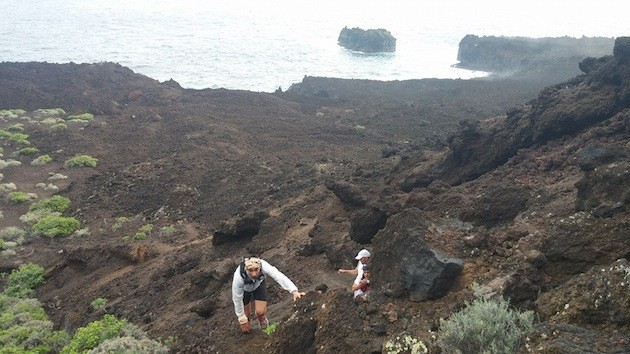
240 321 250 333
292 290 305 301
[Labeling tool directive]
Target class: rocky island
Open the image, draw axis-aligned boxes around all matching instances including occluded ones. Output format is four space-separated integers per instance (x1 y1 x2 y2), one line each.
338 26 396 53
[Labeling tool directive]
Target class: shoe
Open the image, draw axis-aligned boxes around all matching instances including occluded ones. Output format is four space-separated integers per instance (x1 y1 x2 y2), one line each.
259 316 269 330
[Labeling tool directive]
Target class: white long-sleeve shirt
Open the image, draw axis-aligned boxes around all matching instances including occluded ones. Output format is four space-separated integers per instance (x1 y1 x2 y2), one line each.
231 259 298 318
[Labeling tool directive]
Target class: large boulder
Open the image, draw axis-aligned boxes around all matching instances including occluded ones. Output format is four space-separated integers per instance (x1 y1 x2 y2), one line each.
338 27 396 53
371 208 462 301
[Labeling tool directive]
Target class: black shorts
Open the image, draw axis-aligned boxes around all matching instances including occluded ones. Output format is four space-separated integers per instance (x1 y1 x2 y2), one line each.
243 280 267 305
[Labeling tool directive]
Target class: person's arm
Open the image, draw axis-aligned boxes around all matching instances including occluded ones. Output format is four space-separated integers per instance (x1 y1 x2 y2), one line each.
261 260 304 300
351 277 367 291
231 268 248 322
338 261 361 275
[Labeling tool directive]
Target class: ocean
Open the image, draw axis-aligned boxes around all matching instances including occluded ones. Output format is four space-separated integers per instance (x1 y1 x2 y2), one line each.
1 0 627 93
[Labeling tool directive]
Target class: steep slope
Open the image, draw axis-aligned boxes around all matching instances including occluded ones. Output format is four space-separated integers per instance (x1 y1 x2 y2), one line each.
0 36 627 354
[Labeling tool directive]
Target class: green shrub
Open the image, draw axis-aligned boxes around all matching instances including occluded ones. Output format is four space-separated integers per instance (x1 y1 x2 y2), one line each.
9 133 30 145
0 294 69 352
7 124 25 132
31 155 53 166
0 182 18 192
90 298 108 311
20 209 62 226
138 224 153 233
64 155 98 168
0 226 27 244
0 130 13 139
41 117 64 125
88 336 169 354
160 225 176 237
14 147 39 156
67 113 94 121
32 216 80 238
111 217 129 231
50 123 68 131
61 314 127 354
7 191 37 204
4 263 45 298
35 108 66 116
0 159 22 169
133 232 147 241
29 195 71 213
437 296 534 354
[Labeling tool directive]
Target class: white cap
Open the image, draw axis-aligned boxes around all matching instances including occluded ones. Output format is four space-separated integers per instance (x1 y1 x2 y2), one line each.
355 249 371 260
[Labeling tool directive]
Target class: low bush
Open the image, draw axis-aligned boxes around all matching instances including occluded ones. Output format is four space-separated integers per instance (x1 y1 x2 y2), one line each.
67 113 94 121
111 217 129 231
9 133 30 145
34 108 66 116
64 155 98 168
0 159 22 170
0 294 69 352
437 296 534 354
7 191 37 204
14 147 39 156
0 182 18 192
3 263 45 298
31 154 53 166
7 124 24 132
88 336 169 354
50 123 68 131
90 297 108 311
29 195 71 213
20 209 62 226
61 315 127 353
0 226 27 244
32 216 80 238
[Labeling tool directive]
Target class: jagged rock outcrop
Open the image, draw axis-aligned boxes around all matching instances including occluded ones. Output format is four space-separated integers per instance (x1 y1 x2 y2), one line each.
338 27 396 53
403 36 630 189
371 208 463 301
457 34 614 73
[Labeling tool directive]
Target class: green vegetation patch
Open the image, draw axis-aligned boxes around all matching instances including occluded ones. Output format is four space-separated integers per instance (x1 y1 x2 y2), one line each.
67 113 94 121
14 147 39 156
7 124 24 132
9 133 30 145
3 263 45 298
0 129 13 139
438 295 534 354
50 123 68 131
60 314 127 354
29 195 71 213
32 215 80 238
7 191 37 204
90 297 108 311
41 117 64 125
64 155 98 168
31 154 53 166
34 108 66 116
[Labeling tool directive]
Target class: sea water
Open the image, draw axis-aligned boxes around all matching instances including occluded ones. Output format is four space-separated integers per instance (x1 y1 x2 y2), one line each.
0 0 627 92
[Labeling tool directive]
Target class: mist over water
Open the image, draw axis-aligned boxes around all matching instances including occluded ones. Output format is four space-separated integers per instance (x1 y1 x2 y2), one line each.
1 0 626 92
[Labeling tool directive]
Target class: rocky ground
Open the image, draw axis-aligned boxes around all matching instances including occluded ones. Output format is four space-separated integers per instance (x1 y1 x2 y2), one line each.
0 37 628 353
